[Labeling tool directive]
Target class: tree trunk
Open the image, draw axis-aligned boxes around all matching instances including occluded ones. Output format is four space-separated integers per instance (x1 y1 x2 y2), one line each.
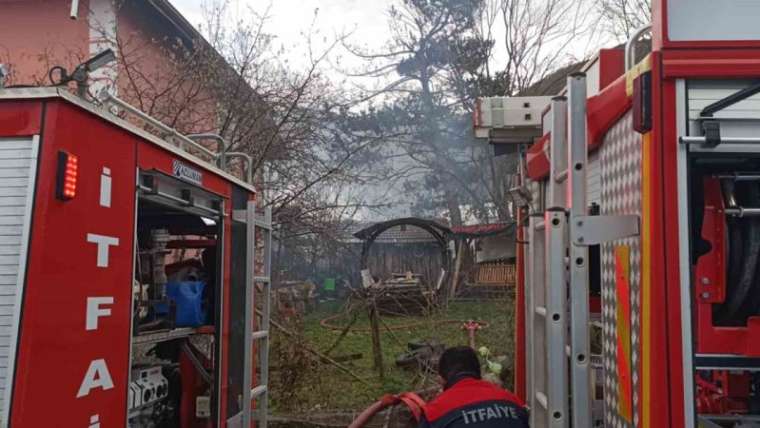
446 190 463 226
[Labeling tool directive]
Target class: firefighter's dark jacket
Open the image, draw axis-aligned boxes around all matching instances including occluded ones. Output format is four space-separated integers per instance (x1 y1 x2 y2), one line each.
418 376 529 427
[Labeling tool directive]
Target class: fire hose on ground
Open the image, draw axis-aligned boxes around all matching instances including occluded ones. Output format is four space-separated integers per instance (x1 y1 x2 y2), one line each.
319 313 490 332
347 392 426 428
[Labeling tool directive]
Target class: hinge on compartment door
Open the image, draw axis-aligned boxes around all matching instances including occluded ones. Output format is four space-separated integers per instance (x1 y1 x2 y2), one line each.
571 215 640 246
702 120 722 147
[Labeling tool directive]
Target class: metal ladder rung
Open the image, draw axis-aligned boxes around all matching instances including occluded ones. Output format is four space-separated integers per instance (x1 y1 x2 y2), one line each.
555 169 568 183
535 220 546 231
254 220 272 230
252 330 268 340
254 276 271 283
536 392 548 409
535 306 547 317
251 385 268 399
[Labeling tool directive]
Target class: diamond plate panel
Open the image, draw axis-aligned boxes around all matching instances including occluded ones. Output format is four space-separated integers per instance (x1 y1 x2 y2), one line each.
600 111 642 428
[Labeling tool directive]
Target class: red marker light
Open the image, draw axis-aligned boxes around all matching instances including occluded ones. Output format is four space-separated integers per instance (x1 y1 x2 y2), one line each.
56 151 79 201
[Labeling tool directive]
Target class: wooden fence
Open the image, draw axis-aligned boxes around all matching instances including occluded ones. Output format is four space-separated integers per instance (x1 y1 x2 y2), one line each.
473 261 516 286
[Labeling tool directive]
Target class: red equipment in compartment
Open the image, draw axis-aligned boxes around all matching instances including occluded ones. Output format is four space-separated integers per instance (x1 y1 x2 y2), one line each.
696 177 760 356
696 371 751 415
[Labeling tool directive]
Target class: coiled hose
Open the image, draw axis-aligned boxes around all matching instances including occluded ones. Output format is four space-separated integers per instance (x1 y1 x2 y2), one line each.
715 181 760 325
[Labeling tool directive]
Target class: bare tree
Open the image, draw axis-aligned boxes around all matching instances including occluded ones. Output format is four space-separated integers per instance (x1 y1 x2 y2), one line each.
341 0 506 225
341 0 594 227
595 0 651 41
81 0 394 288
497 0 592 96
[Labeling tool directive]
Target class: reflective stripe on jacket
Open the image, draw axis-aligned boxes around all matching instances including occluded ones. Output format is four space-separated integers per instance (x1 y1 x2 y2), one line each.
418 378 529 427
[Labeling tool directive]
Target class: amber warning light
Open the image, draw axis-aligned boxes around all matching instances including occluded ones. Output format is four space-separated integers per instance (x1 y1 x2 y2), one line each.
56 151 78 201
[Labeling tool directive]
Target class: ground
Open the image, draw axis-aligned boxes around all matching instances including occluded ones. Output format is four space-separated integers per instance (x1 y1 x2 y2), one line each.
268 293 516 420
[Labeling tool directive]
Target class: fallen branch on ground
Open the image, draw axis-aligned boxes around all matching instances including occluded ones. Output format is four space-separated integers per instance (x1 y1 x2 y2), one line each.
258 309 371 387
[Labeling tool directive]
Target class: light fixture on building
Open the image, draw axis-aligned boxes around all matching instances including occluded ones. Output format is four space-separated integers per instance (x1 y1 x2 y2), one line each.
0 64 8 89
70 0 80 19
49 49 116 97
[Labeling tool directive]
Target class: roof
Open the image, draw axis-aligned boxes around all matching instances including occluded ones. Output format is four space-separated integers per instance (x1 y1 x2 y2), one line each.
366 225 441 244
353 218 451 244
0 87 256 193
356 218 452 270
341 223 441 244
518 62 587 97
144 0 203 47
140 0 274 144
451 223 514 238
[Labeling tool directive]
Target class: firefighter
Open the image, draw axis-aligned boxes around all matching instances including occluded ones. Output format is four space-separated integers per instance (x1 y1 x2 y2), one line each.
418 346 529 427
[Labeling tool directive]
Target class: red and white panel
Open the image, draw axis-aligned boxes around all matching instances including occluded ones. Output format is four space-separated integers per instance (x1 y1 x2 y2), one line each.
600 111 642 428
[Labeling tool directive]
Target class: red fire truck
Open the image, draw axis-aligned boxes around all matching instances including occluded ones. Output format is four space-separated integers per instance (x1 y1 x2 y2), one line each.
0 86 271 427
473 1 760 427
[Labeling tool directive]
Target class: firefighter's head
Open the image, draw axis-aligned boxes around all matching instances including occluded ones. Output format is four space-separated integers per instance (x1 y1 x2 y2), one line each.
437 346 481 388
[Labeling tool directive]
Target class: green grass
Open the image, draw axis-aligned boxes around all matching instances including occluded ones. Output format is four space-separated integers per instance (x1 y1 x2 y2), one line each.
269 294 516 413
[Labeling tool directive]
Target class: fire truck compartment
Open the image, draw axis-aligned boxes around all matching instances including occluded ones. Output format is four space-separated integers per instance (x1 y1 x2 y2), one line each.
684 79 760 422
130 173 225 426
686 79 760 333
0 136 38 424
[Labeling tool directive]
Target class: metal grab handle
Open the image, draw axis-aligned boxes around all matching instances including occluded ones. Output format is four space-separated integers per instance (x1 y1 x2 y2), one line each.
717 174 760 181
100 92 219 160
680 136 760 145
187 134 228 168
98 91 257 185
625 24 652 71
226 152 253 184
725 207 760 217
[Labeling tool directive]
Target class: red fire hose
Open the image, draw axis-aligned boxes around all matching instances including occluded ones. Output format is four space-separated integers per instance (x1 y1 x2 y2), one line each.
320 313 490 332
348 392 426 428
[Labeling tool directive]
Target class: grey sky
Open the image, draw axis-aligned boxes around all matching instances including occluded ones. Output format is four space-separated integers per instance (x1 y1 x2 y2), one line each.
170 0 604 81
171 0 394 70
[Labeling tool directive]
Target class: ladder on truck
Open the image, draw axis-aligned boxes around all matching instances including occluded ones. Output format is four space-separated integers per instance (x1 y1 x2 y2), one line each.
243 202 273 428
525 74 639 427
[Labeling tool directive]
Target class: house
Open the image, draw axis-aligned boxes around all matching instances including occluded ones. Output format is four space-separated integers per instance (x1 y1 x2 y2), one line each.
0 0 222 134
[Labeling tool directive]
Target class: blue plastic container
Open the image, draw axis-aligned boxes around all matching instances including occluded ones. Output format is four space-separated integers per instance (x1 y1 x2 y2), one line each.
165 281 207 327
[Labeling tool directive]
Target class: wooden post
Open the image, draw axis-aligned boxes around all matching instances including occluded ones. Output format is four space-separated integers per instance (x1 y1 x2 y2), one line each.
449 238 466 303
368 301 384 380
